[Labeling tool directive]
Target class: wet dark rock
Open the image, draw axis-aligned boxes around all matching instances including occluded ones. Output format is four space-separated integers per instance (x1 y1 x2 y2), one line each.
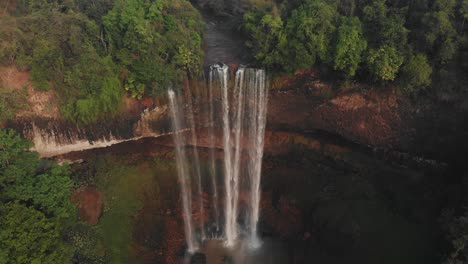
191 253 207 264
222 255 234 264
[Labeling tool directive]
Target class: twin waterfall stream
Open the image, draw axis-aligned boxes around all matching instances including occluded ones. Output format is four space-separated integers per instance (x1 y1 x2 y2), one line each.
168 64 268 254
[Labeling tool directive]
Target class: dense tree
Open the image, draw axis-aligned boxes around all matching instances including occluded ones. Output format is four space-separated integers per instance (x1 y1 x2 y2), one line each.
103 0 204 96
419 0 457 63
20 0 76 13
333 16 367 77
0 87 27 123
362 0 387 42
0 129 75 263
337 0 356 16
279 0 338 71
2 0 468 117
75 0 114 21
244 0 468 94
462 0 468 29
361 0 409 51
0 10 122 123
0 130 74 218
367 45 404 81
244 12 284 68
399 53 432 93
0 0 204 124
0 16 20 64
242 0 468 94
5 164 75 218
61 53 122 123
0 203 72 264
0 130 38 187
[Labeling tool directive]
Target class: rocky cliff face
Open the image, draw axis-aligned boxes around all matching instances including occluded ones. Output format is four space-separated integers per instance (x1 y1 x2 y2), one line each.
7 105 171 157
3 67 466 163
268 70 468 163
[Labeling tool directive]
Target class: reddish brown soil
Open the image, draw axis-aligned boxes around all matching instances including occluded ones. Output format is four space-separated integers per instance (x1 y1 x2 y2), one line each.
0 65 60 119
268 70 468 162
0 65 151 123
0 0 16 16
310 89 402 146
71 186 103 225
268 70 405 147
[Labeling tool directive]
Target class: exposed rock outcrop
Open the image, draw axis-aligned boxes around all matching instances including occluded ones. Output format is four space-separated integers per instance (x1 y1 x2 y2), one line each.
268 71 468 162
8 105 171 157
4 67 466 164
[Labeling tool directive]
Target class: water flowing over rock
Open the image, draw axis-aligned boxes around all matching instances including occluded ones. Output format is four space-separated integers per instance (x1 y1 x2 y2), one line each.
168 63 269 252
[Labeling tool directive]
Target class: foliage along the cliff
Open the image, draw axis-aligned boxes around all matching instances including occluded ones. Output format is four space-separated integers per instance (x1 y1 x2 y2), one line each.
242 0 468 94
0 129 76 263
103 0 204 97
0 86 27 123
0 0 204 124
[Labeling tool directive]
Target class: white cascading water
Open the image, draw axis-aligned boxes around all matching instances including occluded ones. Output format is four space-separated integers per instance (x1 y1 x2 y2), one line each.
215 64 237 246
167 89 197 253
168 64 268 252
208 70 220 232
246 69 268 247
230 67 245 246
184 83 206 240
211 65 268 247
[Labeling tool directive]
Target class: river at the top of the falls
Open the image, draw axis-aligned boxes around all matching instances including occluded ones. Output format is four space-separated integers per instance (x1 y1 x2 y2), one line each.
201 11 250 66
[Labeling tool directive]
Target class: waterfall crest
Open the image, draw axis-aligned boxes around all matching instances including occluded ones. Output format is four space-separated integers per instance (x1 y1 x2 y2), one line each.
168 64 268 252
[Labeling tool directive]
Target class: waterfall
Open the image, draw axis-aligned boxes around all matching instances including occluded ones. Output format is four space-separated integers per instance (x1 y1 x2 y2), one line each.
216 64 237 246
210 65 268 247
229 67 245 245
168 64 268 252
246 69 268 247
208 70 220 232
168 89 198 253
184 81 206 240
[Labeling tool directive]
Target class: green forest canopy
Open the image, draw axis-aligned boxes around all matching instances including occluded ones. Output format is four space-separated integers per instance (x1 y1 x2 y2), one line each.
242 0 468 93
1 0 468 122
0 129 76 263
0 0 204 124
